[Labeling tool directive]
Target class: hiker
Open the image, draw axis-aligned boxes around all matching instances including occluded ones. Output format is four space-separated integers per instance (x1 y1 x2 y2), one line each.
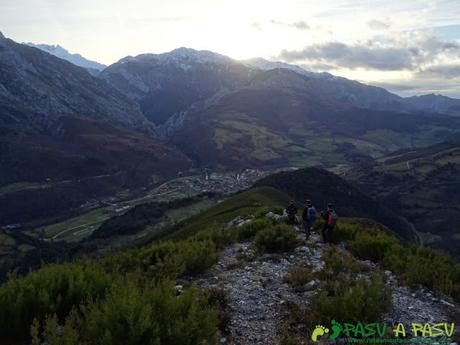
286 200 298 225
321 203 338 244
302 200 317 239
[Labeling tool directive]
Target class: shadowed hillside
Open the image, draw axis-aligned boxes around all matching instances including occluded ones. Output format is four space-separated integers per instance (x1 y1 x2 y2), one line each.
254 167 415 241
349 140 460 258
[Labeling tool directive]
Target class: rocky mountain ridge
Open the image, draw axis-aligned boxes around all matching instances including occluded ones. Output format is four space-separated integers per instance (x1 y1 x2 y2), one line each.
25 42 106 75
0 33 149 131
193 215 459 344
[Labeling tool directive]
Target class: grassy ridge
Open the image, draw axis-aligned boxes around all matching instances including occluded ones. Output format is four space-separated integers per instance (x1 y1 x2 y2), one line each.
0 186 458 344
165 186 291 239
0 186 288 344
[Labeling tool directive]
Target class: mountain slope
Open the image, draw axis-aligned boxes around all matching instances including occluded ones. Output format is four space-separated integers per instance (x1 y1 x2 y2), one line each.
348 140 460 257
170 68 460 169
246 58 460 116
101 48 460 170
25 42 106 74
100 48 252 126
0 34 192 226
254 167 415 241
405 94 460 116
0 32 146 130
0 116 192 226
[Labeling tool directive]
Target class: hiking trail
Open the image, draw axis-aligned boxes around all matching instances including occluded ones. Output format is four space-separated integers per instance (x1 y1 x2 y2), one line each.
191 220 458 345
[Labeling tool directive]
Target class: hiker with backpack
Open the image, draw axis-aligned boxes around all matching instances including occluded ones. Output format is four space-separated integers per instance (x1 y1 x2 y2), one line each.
302 200 317 239
321 203 338 244
286 200 298 225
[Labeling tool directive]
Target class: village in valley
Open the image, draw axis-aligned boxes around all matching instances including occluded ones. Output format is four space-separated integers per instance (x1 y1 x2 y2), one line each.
12 168 271 243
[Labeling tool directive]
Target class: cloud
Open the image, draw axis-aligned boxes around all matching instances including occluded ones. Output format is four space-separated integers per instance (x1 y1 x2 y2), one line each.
417 64 460 79
373 77 460 98
280 42 415 70
278 33 460 71
289 21 310 30
270 19 310 30
299 62 337 72
368 19 390 30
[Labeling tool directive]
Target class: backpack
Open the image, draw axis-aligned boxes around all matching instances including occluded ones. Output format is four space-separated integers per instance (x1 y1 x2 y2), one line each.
327 210 338 226
287 204 297 216
307 207 317 221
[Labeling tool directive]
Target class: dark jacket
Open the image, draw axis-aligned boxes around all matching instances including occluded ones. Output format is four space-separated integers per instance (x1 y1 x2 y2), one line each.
286 204 297 216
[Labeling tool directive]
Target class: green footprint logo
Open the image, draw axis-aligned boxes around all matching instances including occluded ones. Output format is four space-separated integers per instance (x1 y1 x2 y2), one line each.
311 325 329 342
329 320 342 340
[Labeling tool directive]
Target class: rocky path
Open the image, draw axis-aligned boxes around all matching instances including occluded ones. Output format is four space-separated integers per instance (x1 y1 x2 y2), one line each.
386 280 458 326
195 224 459 345
197 229 325 345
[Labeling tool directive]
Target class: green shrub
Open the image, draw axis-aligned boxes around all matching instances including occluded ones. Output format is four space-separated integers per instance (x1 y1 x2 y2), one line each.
336 219 460 303
383 245 460 301
349 230 399 262
254 206 283 218
309 273 391 324
0 261 111 342
333 222 358 242
317 246 360 281
41 312 80 345
139 241 187 279
253 206 272 218
139 239 219 279
38 282 218 345
308 245 391 325
254 224 299 253
206 287 229 310
334 218 391 243
181 240 220 275
0 230 222 342
283 266 314 292
271 206 284 215
193 228 235 249
206 287 231 333
236 218 271 241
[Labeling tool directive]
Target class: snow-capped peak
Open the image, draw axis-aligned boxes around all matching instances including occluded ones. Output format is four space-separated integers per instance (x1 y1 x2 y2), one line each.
243 57 339 81
119 47 235 66
25 42 106 71
167 47 230 63
243 57 312 75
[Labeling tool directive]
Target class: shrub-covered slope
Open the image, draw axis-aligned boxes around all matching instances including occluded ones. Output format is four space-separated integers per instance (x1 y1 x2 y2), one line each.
0 176 458 345
254 167 414 241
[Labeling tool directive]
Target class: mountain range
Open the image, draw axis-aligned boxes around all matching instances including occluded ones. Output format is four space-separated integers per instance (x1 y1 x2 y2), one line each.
0 32 191 226
2 31 460 244
100 46 460 170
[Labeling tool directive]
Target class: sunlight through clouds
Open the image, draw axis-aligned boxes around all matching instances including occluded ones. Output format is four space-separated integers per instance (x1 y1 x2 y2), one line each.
1 0 459 96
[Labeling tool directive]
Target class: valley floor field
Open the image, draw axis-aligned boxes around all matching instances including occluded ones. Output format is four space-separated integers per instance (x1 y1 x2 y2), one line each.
26 169 269 242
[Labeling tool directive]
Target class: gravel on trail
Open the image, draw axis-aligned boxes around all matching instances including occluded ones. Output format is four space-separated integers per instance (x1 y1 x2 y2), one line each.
191 221 459 345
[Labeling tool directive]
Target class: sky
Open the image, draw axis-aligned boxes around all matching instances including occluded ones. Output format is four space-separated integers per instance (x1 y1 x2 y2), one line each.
1 0 460 97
